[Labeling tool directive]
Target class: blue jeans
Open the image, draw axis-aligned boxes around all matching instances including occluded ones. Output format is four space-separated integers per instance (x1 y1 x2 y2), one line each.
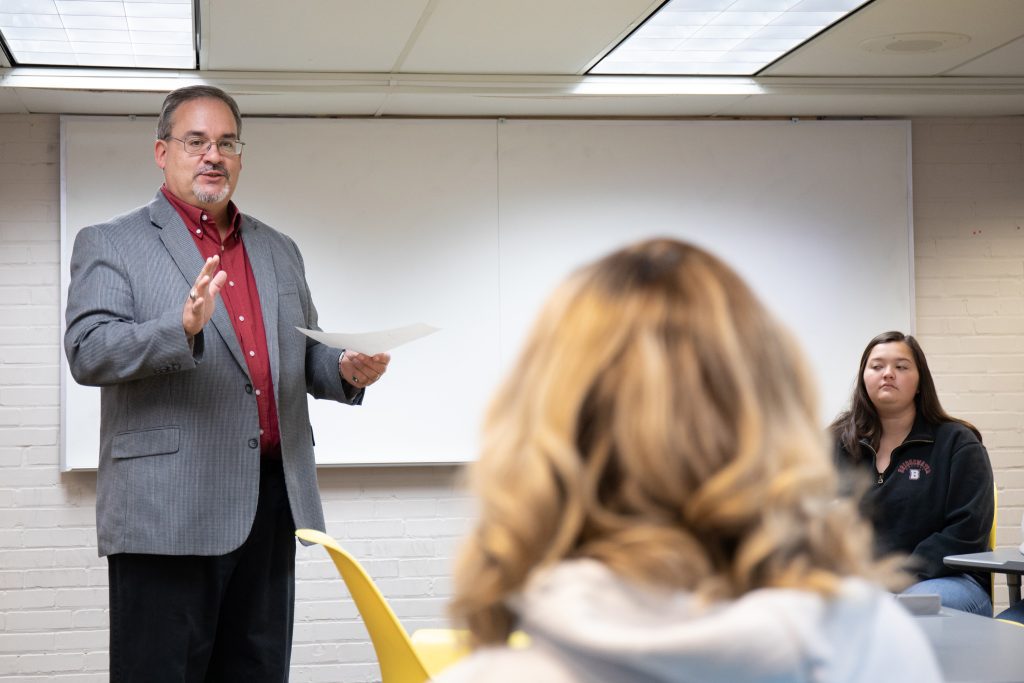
996 601 1024 624
902 574 992 617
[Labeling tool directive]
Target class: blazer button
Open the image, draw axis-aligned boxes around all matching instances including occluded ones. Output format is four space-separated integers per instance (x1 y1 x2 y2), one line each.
245 384 253 394
248 438 258 449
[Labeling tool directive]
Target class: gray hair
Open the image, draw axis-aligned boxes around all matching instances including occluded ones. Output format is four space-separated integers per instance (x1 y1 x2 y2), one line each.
156 85 242 141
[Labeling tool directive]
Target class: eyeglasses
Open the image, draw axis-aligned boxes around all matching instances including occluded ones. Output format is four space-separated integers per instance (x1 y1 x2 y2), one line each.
165 135 245 157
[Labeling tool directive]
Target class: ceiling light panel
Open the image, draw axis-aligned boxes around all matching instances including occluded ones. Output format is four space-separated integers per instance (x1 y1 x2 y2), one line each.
590 0 870 75
0 0 194 68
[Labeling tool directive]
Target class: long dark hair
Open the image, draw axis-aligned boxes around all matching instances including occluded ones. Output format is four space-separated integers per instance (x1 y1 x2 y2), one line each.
830 331 981 457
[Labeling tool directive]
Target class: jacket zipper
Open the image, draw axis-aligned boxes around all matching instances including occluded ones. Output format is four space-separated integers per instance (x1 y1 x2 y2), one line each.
859 438 934 485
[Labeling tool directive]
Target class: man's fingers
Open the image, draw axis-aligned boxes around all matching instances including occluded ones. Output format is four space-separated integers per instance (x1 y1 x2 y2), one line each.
202 254 220 275
189 269 227 301
209 270 228 297
194 256 221 287
347 354 371 371
346 353 388 379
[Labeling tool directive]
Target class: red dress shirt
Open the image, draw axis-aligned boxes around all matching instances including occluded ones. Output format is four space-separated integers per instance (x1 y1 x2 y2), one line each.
162 186 281 459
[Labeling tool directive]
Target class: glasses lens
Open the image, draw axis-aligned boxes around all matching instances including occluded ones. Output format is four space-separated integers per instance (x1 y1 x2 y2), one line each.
184 137 208 154
175 137 242 156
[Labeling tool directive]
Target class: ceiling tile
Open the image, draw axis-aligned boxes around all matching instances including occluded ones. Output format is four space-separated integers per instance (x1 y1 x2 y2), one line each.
763 0 1024 76
204 0 432 72
399 0 657 75
948 35 1024 77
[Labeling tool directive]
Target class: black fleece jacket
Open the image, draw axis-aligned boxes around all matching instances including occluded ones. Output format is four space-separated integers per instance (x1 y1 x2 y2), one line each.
835 415 994 585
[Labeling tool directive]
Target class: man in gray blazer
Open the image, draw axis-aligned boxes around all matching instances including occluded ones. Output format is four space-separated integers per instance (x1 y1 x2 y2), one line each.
64 85 390 682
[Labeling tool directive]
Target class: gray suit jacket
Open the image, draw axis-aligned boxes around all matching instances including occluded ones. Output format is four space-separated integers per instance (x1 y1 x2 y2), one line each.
65 190 358 557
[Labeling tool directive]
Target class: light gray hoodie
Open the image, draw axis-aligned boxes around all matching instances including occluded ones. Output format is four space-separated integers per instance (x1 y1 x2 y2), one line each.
435 559 942 683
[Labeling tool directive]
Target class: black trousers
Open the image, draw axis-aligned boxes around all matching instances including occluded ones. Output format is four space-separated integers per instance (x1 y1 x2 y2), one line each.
108 460 296 683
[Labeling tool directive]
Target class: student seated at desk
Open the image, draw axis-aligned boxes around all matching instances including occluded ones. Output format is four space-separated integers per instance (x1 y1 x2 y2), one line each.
831 331 994 617
435 239 940 683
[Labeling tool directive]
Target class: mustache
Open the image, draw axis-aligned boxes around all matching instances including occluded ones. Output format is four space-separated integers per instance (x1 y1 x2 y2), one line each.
194 163 230 180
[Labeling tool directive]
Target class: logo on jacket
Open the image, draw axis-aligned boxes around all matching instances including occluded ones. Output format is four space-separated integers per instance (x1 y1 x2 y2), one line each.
897 459 932 480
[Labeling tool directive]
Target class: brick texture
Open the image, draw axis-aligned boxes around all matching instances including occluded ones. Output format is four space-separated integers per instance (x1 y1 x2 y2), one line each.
913 118 1024 613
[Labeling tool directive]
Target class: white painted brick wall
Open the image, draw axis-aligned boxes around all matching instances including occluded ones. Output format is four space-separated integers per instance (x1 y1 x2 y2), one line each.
0 114 473 682
1 113 1021 678
912 117 1024 614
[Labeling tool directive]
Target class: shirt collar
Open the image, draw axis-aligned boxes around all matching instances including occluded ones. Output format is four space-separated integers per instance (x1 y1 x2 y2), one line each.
161 185 242 241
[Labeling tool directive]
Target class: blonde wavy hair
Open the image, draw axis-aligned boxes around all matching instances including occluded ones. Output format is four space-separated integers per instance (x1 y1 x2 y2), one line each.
450 238 892 645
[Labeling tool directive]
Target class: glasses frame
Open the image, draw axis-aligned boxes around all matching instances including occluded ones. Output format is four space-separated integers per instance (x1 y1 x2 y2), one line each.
164 135 245 157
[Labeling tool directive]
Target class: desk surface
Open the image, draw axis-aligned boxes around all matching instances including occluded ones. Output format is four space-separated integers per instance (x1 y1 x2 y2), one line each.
917 608 1024 682
944 549 1024 573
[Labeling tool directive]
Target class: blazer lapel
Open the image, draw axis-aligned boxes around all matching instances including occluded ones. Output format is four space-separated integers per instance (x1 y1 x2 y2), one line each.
240 218 280 395
149 192 250 377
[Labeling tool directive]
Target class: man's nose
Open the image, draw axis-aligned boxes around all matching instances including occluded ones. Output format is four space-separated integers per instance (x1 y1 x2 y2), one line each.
201 142 223 161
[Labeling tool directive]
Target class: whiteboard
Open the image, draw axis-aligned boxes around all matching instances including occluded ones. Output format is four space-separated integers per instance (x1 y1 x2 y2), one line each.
60 117 912 469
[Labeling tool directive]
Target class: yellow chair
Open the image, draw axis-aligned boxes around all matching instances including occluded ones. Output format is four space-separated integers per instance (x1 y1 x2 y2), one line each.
297 528 532 680
296 528 432 683
990 486 998 599
409 628 473 675
991 486 998 551
409 628 530 674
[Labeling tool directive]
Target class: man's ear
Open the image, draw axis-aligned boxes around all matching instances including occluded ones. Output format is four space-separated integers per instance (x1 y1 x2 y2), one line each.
155 139 167 170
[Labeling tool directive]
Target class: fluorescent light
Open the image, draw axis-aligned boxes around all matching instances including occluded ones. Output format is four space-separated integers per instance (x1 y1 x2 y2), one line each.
0 13 63 29
125 3 190 19
60 15 130 30
591 0 869 76
55 1 126 18
0 0 195 68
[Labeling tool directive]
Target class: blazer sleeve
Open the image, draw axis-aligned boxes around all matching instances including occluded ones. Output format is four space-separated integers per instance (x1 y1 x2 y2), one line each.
64 225 201 387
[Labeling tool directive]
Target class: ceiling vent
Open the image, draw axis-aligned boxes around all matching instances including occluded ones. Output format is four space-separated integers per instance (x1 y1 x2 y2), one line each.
859 32 971 54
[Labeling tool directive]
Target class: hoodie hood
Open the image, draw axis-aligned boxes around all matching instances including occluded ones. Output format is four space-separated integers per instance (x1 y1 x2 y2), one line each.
503 559 935 683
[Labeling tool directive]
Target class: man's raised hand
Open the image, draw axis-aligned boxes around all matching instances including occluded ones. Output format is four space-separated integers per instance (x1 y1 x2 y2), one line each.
183 255 228 338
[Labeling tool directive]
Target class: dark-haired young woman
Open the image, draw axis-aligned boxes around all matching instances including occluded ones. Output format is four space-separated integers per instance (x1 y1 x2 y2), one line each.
831 331 994 616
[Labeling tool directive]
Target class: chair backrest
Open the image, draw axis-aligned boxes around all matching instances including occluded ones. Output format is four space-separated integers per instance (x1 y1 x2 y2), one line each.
990 485 998 551
989 486 998 599
296 528 430 683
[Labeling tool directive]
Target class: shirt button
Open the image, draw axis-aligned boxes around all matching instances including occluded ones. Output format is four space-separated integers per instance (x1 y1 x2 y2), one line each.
254 389 261 396
195 228 201 235
259 429 264 435
238 315 245 322
220 245 225 251
229 281 235 287
201 214 207 221
248 438 258 449
249 350 255 357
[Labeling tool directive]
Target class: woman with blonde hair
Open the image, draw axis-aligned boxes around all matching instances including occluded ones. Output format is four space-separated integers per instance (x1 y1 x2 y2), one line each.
436 238 940 683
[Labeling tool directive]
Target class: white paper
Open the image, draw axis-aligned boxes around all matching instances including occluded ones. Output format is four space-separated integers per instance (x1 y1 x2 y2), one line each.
296 323 440 355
